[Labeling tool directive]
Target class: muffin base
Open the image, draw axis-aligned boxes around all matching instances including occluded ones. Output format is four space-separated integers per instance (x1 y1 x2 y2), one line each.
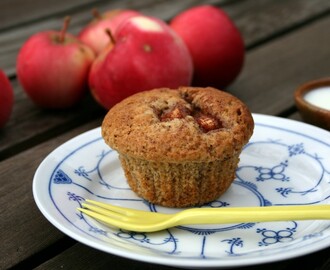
119 154 240 208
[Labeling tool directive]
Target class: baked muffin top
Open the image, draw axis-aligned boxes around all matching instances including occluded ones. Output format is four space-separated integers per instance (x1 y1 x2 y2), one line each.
102 87 254 162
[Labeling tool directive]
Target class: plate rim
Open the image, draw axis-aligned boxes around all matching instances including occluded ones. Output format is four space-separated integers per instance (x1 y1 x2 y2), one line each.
32 113 330 268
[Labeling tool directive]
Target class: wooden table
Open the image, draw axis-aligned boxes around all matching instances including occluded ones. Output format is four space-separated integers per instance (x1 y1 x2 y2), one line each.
1 0 330 269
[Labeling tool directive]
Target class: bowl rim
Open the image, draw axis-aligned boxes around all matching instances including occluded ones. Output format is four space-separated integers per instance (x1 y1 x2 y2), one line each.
294 77 330 113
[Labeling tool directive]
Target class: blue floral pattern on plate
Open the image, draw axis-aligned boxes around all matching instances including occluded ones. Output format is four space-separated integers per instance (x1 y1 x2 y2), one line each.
33 114 330 268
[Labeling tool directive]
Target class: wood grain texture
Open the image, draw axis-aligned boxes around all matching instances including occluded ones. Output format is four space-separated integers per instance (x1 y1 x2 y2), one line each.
0 120 100 269
0 90 104 160
229 15 330 115
0 0 95 31
225 0 330 48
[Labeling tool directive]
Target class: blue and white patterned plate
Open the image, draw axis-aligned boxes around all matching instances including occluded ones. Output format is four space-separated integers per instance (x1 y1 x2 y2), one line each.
33 114 330 268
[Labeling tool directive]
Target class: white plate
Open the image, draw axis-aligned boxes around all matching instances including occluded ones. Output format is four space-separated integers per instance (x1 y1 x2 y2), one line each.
33 114 330 269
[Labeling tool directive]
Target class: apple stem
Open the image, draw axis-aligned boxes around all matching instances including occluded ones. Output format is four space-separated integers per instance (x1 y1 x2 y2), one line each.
105 29 116 45
59 16 71 43
92 8 102 20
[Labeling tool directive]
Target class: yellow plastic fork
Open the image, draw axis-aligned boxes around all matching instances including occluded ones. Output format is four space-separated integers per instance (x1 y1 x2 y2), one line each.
78 199 330 232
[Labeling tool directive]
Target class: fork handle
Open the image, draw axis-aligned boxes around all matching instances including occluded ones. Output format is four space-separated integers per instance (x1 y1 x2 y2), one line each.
176 205 330 225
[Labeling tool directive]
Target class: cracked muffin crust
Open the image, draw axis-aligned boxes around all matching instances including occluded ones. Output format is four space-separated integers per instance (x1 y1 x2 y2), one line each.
102 87 254 207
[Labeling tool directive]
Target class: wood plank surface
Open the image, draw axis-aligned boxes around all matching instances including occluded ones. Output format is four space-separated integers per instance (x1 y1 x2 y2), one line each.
0 120 100 269
228 0 330 48
230 15 330 115
0 0 96 31
0 90 104 160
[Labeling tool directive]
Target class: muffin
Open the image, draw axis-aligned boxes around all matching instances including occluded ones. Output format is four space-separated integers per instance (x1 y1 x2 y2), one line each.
102 87 254 207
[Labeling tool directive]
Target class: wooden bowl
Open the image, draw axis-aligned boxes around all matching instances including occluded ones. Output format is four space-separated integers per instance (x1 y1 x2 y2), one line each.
294 78 330 131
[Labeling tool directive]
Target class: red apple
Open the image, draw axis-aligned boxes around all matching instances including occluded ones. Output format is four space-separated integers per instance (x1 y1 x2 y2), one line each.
0 69 14 128
17 17 95 109
78 9 140 55
89 15 193 110
170 5 245 89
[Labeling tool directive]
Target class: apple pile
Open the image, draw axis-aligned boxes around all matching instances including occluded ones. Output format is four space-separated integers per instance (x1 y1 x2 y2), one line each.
16 5 244 110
